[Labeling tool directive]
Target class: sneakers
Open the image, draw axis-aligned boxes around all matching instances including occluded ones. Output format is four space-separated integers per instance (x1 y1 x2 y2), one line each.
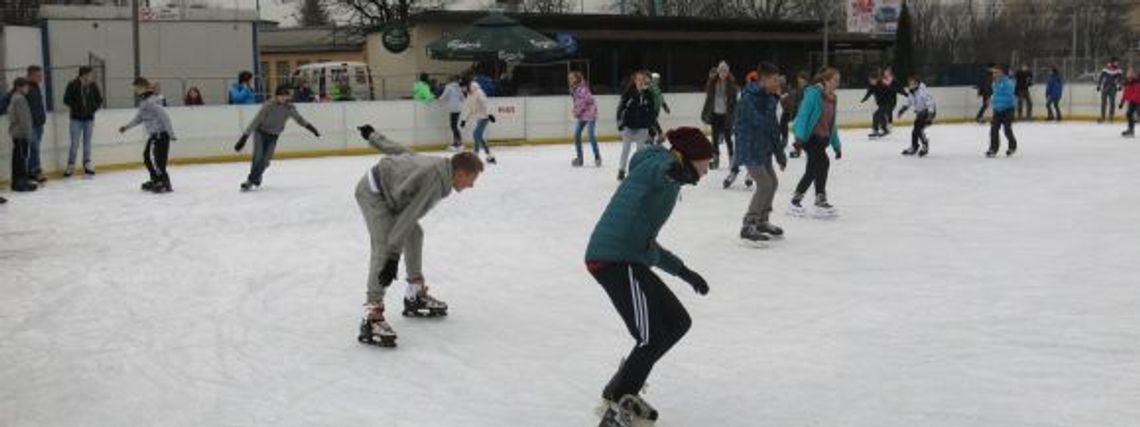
358 303 398 347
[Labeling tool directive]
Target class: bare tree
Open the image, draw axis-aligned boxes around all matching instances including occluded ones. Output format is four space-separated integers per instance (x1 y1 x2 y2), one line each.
336 0 454 32
1 0 41 26
518 0 577 13
297 0 332 27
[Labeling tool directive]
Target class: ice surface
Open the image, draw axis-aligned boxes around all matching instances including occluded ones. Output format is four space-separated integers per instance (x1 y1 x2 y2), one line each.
2 123 1139 427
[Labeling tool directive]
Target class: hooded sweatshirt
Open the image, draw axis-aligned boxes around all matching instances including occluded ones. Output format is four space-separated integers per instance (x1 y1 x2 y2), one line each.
244 102 313 136
6 92 33 140
124 94 176 138
368 154 454 259
462 82 490 121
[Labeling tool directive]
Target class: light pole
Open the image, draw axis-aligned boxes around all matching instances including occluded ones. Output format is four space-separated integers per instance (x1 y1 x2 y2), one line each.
822 0 835 69
132 0 141 105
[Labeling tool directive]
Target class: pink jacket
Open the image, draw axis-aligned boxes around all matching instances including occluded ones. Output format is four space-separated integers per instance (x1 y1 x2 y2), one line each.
571 83 598 121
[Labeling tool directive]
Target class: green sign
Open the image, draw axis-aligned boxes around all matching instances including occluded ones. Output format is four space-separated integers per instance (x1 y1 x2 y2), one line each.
383 24 411 54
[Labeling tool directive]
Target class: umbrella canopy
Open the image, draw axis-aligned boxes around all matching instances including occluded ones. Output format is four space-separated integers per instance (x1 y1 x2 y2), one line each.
427 13 566 64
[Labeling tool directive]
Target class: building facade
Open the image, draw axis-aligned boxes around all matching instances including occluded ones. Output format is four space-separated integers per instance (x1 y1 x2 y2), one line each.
258 26 367 94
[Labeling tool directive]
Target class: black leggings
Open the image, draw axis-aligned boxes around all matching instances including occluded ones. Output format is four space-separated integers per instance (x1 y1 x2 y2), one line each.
710 113 734 159
10 137 30 185
795 135 830 196
911 111 931 150
989 109 1018 153
144 132 171 184
872 105 892 133
589 261 691 401
449 112 461 145
976 95 991 122
1127 102 1139 131
1046 100 1062 121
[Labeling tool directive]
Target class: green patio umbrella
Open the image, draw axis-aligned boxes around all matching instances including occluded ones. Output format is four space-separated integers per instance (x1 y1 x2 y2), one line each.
427 13 566 64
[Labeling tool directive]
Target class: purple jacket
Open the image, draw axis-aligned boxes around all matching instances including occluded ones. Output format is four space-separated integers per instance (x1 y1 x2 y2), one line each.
571 83 598 121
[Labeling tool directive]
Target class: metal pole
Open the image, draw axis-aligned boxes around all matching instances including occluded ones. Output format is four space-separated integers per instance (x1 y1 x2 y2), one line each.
823 2 830 69
132 0 141 105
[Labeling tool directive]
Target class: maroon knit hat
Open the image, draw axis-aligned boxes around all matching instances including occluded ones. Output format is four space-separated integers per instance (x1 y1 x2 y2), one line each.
666 127 714 161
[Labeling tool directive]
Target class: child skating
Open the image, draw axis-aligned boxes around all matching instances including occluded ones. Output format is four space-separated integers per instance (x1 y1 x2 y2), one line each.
119 77 176 194
789 68 843 218
234 86 321 191
897 74 937 157
569 70 601 167
616 70 656 181
586 127 711 426
1045 68 1064 122
1120 68 1139 138
729 62 787 242
861 70 901 138
988 66 1018 157
356 152 484 348
460 79 496 164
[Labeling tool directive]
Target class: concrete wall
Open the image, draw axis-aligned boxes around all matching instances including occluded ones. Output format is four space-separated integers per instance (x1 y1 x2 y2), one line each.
0 84 1117 183
1 26 44 86
366 22 470 100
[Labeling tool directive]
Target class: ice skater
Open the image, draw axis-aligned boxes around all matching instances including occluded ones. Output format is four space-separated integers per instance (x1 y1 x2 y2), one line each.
727 63 787 243
569 70 601 167
586 127 711 426
1014 64 1034 121
701 61 738 170
987 66 1018 157
975 63 995 124
233 86 321 191
356 151 484 348
1045 68 1064 122
789 68 843 218
616 70 656 181
7 78 38 192
897 74 937 157
460 78 496 164
861 69 902 138
648 72 671 144
438 75 466 151
1120 68 1139 138
1097 57 1124 123
119 77 176 193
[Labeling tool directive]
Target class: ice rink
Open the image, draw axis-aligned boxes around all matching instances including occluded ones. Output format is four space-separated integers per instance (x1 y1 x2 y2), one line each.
2 122 1139 427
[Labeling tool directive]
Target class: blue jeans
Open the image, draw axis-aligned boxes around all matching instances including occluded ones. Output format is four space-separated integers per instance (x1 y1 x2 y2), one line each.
28 126 44 174
473 119 491 154
574 120 598 160
68 119 95 167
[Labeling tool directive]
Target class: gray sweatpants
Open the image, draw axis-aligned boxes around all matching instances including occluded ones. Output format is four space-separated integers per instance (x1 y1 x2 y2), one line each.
744 163 778 224
355 176 424 303
619 128 650 172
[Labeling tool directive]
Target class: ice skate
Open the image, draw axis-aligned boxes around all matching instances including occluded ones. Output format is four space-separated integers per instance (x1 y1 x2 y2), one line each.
1006 148 1017 157
756 221 784 238
1122 129 1135 138
152 181 173 194
84 164 96 177
787 194 807 217
868 131 882 139
985 150 997 158
597 397 655 427
740 223 771 244
572 157 584 167
403 281 448 317
813 194 838 219
357 303 397 348
918 144 929 157
63 165 75 178
140 180 156 191
722 170 739 189
901 147 918 156
595 156 603 167
240 181 258 192
745 178 753 188
617 170 626 181
486 155 497 165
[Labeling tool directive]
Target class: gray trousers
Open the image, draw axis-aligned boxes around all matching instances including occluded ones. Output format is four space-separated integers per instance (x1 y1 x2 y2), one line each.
744 163 778 223
355 176 424 304
619 128 650 172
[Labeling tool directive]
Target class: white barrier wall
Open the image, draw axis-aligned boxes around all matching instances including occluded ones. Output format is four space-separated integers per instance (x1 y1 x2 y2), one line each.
0 84 1115 182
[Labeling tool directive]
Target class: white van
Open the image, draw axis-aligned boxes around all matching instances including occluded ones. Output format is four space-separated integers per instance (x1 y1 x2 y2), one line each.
291 62 374 101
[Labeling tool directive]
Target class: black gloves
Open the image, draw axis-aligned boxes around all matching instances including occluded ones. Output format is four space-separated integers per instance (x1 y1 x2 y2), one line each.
234 134 249 152
488 114 497 123
897 106 909 117
306 124 320 137
460 120 467 128
835 150 843 160
679 267 709 295
358 124 375 140
665 159 700 185
378 255 400 287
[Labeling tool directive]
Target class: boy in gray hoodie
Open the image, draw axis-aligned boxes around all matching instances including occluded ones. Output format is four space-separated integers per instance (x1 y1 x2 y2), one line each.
120 77 176 193
234 86 320 191
7 78 38 192
356 152 483 348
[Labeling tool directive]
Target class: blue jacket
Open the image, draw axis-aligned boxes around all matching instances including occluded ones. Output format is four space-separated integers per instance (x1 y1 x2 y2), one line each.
792 85 841 153
734 81 785 167
228 83 256 105
991 75 1016 112
585 146 685 275
1046 75 1064 101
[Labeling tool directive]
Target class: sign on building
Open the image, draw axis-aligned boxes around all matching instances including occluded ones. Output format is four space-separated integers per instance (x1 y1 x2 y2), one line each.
847 0 902 34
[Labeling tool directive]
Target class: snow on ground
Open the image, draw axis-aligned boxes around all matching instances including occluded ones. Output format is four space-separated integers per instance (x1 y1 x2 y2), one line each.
1 122 1139 427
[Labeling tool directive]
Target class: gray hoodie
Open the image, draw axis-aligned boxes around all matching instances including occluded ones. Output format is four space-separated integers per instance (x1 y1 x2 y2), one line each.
124 94 176 138
6 92 33 140
245 102 313 136
368 154 453 260
367 133 413 155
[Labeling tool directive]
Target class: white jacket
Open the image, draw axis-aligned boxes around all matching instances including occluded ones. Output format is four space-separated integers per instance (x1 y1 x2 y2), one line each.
462 82 489 121
906 83 936 114
438 82 465 113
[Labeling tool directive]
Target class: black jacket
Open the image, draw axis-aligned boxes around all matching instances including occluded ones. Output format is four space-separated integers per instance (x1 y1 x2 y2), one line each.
63 79 104 121
617 88 656 130
1014 71 1033 95
977 71 994 97
861 82 903 107
27 83 46 127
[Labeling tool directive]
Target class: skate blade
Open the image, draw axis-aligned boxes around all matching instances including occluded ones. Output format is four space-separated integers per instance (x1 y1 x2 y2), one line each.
785 208 808 218
811 210 839 220
402 309 448 318
358 336 398 348
738 238 770 249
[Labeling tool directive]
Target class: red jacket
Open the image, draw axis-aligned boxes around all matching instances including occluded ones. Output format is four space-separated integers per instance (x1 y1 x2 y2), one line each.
1123 78 1140 103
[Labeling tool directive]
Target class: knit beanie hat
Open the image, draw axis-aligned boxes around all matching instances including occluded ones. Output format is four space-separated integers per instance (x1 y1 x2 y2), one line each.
666 127 714 161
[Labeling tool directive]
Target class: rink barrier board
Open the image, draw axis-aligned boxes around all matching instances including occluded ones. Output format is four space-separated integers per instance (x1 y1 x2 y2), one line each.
0 85 1119 186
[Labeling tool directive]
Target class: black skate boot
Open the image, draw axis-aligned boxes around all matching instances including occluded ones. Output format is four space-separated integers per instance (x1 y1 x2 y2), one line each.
901 146 918 156
918 144 929 157
757 221 784 238
403 281 448 317
740 222 771 243
572 157 584 167
595 156 603 167
152 180 173 194
868 131 882 139
787 193 807 217
141 180 156 191
723 170 739 189
985 150 998 158
1122 129 1135 138
240 181 258 192
618 394 659 421
358 303 397 348
814 193 838 218
63 165 75 178
84 163 96 177
486 155 497 165
1006 147 1017 157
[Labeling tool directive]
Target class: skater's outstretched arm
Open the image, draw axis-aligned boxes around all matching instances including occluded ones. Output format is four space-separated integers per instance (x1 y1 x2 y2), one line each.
243 104 270 137
368 133 412 155
287 105 319 136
